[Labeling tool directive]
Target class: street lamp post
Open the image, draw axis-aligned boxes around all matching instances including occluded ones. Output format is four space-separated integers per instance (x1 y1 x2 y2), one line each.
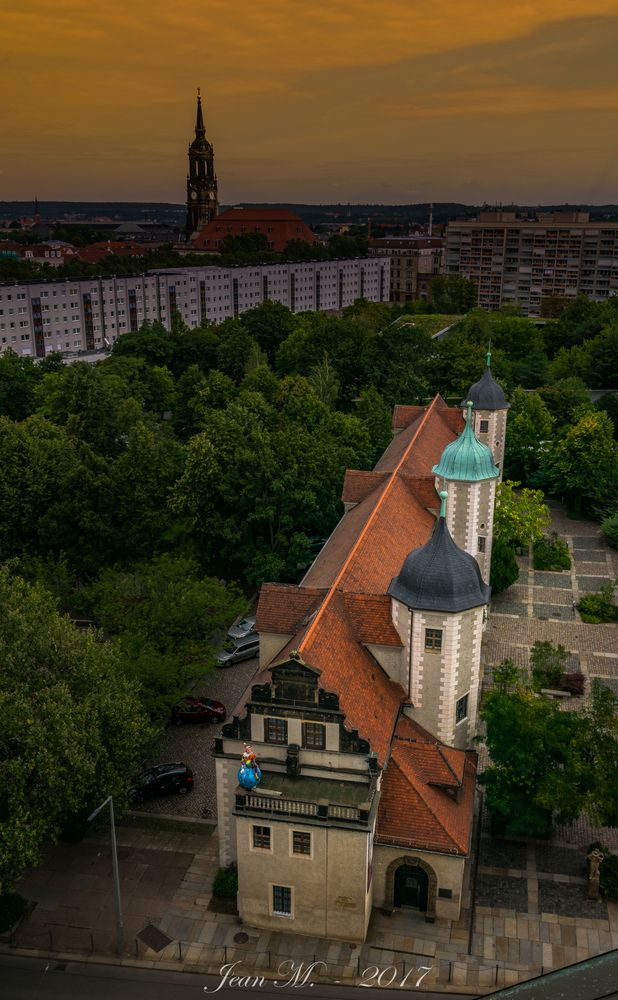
87 795 124 955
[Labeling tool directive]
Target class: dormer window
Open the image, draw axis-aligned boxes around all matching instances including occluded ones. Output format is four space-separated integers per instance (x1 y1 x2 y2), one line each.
302 722 325 749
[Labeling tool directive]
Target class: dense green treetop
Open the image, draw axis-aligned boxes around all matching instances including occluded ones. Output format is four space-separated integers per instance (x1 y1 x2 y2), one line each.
0 566 151 891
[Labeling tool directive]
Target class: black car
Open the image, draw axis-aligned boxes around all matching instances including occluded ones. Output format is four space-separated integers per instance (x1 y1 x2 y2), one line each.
132 762 194 801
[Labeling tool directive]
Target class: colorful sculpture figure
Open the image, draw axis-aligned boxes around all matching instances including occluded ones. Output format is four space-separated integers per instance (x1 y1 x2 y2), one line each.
238 744 262 790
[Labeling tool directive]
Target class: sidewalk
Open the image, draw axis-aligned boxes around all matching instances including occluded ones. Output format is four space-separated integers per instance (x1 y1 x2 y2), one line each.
8 822 618 993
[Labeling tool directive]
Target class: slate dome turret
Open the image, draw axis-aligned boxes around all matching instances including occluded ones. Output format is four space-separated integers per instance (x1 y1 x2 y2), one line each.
462 350 509 412
388 492 490 613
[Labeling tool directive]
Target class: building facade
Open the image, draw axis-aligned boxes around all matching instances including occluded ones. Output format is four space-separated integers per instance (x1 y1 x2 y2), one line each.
0 257 389 358
444 211 618 315
215 382 508 941
368 237 443 303
186 90 218 236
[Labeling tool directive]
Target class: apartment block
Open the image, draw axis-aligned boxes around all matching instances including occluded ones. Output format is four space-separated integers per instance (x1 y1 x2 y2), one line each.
0 257 389 358
444 211 618 315
368 236 443 303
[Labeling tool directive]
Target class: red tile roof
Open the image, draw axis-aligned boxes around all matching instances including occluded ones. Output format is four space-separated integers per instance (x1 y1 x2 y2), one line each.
342 470 389 505
192 208 317 253
256 583 326 635
259 396 463 775
376 716 477 855
392 405 425 431
343 593 402 647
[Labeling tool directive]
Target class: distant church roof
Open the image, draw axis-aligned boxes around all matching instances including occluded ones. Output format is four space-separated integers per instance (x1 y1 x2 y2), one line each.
462 351 509 411
432 402 499 482
388 492 490 613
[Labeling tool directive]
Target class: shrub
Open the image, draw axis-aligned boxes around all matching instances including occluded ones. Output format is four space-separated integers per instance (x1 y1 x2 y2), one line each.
212 864 238 899
530 640 568 690
600 854 618 899
533 532 571 571
602 513 618 550
0 893 28 933
490 538 519 594
578 582 618 624
492 658 522 691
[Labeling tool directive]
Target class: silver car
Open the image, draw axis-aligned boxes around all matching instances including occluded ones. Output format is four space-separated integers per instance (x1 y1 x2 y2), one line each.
227 615 256 640
216 632 259 667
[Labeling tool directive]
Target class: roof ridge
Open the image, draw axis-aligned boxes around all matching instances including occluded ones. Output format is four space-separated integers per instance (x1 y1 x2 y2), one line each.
436 746 464 787
299 395 443 654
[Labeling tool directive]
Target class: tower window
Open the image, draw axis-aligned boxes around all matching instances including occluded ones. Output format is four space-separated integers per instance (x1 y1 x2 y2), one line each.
456 694 469 724
424 628 443 652
478 536 486 553
479 419 489 433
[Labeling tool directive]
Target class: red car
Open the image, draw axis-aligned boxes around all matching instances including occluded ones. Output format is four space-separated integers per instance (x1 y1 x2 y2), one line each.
171 696 226 726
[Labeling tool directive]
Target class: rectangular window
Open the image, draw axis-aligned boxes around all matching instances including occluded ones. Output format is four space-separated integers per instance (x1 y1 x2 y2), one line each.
272 885 292 915
478 536 486 553
479 419 489 433
302 722 325 749
456 693 469 724
425 628 442 652
265 717 288 744
292 831 311 855
252 825 271 849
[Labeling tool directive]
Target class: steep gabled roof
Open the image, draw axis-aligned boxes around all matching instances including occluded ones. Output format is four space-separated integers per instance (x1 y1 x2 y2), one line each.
376 716 476 855
343 593 402 647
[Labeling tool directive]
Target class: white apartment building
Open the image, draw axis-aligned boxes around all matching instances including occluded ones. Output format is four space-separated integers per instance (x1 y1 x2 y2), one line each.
0 257 389 358
445 211 618 315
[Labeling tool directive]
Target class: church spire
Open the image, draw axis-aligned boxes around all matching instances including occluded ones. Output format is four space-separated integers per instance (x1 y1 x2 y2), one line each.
195 88 205 137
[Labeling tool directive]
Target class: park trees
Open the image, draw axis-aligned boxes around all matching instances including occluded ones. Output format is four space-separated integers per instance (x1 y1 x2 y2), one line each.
480 675 618 836
539 410 618 517
0 567 151 892
503 388 554 484
493 480 551 548
430 274 477 313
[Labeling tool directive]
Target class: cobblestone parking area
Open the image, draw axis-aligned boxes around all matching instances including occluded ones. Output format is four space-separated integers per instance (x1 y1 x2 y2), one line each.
134 655 262 820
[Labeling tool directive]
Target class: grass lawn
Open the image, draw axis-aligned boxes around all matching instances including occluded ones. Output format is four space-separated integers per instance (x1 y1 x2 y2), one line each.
394 314 462 337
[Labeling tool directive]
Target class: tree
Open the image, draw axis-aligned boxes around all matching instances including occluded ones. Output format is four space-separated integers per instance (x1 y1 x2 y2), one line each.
84 555 245 719
537 377 591 427
489 536 519 594
479 686 591 837
0 567 151 891
308 355 340 407
216 319 256 383
493 480 551 547
240 300 297 361
0 351 42 421
503 388 554 484
430 274 477 313
540 410 618 516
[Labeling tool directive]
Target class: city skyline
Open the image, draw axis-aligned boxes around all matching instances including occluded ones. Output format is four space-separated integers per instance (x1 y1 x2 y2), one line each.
2 0 618 204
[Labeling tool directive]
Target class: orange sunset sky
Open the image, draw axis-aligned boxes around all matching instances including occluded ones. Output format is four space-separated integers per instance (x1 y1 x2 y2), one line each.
2 0 618 205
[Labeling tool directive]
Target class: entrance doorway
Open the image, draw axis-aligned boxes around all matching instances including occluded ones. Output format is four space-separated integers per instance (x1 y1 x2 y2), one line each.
394 864 428 911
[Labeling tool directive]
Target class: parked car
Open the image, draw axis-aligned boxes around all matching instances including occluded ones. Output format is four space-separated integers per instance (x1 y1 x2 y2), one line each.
227 614 256 641
216 632 260 667
131 762 194 801
171 696 226 725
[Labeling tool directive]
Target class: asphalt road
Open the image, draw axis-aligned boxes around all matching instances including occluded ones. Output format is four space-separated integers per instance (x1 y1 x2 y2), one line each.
0 954 476 1000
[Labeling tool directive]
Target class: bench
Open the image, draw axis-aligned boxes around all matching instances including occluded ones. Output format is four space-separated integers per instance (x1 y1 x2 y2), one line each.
541 688 570 699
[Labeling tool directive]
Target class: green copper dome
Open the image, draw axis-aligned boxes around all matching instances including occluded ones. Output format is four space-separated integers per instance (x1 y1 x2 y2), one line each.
432 402 499 482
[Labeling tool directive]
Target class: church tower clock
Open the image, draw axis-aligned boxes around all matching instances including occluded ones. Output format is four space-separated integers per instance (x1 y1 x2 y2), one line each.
186 89 218 236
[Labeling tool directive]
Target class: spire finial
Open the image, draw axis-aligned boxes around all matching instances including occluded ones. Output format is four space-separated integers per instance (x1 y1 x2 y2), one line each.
466 400 473 423
197 86 201 98
195 88 205 134
439 489 448 519
487 340 492 368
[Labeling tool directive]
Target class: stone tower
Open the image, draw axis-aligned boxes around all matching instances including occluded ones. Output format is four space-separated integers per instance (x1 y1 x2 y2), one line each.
432 401 499 582
186 89 218 236
388 491 490 748
462 350 510 477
